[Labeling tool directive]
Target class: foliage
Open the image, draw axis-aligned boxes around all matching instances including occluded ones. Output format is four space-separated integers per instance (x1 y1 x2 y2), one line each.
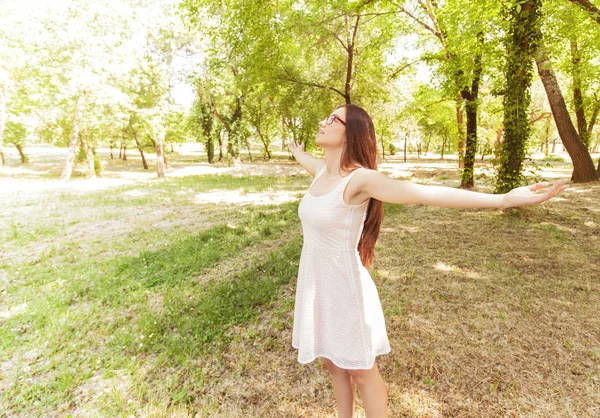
495 0 542 193
0 0 596 181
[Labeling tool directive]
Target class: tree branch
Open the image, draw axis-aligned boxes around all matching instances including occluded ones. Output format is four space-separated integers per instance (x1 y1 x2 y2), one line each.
588 95 600 133
528 112 552 125
351 14 361 46
349 10 404 18
396 5 445 47
334 33 349 52
280 68 346 99
568 0 600 25
388 58 423 78
206 94 229 126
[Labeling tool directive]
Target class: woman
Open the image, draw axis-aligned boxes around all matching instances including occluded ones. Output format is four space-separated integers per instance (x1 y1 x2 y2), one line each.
286 104 568 418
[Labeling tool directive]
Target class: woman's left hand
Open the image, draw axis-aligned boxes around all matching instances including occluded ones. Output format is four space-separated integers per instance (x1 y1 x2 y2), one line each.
502 179 569 208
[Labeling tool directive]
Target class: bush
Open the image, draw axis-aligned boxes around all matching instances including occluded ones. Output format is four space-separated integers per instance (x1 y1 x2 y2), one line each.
541 154 565 162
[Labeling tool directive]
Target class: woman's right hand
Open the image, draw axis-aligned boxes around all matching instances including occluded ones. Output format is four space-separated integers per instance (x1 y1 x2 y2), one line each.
287 139 304 156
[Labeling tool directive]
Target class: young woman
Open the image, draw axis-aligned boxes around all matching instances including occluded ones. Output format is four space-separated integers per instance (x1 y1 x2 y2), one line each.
287 104 568 418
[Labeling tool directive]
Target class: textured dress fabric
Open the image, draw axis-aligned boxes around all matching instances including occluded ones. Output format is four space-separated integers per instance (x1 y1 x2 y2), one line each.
292 165 391 370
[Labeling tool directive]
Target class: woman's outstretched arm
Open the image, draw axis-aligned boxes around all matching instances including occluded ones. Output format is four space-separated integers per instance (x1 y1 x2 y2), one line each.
356 169 568 209
287 140 325 177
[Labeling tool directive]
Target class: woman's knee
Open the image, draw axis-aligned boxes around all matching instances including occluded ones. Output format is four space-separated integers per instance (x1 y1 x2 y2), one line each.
347 363 380 387
347 369 367 386
321 358 344 375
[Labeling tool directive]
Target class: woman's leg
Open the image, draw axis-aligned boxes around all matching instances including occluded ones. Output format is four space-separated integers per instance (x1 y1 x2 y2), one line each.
347 362 387 418
321 358 356 418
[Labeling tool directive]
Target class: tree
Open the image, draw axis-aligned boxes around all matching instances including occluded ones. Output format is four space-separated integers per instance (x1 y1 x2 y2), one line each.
4 121 28 163
188 99 216 163
396 0 501 188
495 0 541 193
531 1 599 182
181 0 398 157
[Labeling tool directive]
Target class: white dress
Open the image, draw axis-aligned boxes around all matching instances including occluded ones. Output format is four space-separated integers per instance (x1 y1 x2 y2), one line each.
292 165 391 370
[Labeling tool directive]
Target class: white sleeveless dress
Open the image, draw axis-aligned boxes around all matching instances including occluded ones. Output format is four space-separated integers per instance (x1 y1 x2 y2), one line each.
292 165 391 370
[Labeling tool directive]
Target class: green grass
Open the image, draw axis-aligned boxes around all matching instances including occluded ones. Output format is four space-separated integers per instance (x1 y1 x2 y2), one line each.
541 154 566 162
82 174 309 207
133 237 302 362
1 160 598 417
0 174 305 415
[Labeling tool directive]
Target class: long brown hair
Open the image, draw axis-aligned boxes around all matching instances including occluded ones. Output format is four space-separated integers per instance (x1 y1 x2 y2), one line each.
339 104 384 269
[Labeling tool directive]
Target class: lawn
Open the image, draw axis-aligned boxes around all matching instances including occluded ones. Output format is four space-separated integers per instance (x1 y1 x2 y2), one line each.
0 146 598 417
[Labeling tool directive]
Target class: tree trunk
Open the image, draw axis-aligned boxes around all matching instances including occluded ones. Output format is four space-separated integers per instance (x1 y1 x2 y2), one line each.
256 126 271 160
206 132 214 164
92 146 101 177
129 120 148 170
493 127 503 164
243 135 253 162
61 93 84 181
570 38 590 148
461 100 478 188
14 144 28 163
403 135 407 162
456 101 465 168
218 129 224 162
156 133 165 179
80 131 96 179
110 142 114 160
459 32 483 188
441 135 447 159
344 15 360 104
495 0 541 193
424 137 431 156
535 43 599 182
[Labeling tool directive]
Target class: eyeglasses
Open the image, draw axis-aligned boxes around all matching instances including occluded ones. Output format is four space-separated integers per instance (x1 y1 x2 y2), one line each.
326 114 346 126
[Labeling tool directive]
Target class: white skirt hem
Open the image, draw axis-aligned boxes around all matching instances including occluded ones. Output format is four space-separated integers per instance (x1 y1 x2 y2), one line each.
291 344 391 370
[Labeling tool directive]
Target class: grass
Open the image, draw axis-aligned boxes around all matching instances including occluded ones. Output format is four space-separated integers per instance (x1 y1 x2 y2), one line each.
541 154 566 162
0 171 308 416
1 153 599 417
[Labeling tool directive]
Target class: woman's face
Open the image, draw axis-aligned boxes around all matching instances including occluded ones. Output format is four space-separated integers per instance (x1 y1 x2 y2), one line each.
315 107 347 149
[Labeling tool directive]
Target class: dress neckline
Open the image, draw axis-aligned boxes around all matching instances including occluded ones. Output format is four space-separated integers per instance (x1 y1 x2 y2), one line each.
307 166 367 206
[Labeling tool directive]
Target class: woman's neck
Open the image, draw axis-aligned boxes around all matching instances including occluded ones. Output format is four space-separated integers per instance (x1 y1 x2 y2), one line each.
323 147 344 176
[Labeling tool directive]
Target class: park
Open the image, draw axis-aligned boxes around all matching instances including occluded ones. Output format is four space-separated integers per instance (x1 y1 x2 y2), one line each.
1 0 599 417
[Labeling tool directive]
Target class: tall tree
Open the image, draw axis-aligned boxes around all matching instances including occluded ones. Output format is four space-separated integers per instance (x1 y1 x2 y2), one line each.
530 1 599 182
495 0 541 193
397 0 499 188
534 41 599 182
459 31 483 188
189 99 216 163
61 94 85 181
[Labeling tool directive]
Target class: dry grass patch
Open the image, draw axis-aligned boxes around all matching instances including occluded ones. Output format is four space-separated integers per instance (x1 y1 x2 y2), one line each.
188 180 599 417
2 150 598 417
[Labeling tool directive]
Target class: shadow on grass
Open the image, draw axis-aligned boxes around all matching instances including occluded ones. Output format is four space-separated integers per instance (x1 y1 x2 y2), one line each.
129 237 302 364
1 201 304 413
